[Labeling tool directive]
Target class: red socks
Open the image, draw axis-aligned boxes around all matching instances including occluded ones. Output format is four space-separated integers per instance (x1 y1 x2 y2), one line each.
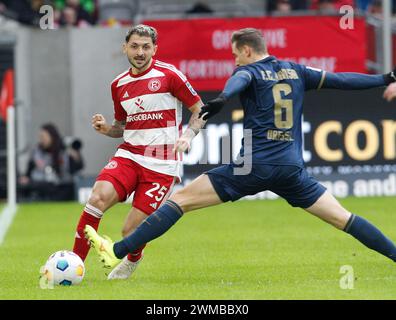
73 204 147 263
72 204 103 261
127 244 146 262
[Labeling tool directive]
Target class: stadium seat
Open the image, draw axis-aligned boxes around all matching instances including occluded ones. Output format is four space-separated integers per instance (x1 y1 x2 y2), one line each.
136 0 264 19
98 0 140 24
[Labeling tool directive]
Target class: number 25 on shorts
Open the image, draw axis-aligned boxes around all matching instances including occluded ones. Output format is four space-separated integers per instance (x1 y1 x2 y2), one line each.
145 183 168 202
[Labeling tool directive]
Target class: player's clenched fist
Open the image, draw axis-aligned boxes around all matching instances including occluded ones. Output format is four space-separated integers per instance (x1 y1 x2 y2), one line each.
92 114 109 134
383 83 396 102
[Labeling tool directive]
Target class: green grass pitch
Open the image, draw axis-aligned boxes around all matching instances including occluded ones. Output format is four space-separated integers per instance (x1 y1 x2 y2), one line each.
0 197 395 300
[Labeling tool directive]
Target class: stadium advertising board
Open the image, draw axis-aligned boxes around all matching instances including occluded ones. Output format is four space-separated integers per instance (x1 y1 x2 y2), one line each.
144 16 367 91
181 88 396 199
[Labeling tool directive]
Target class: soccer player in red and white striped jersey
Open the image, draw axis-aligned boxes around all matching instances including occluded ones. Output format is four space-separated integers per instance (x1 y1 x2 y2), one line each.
72 24 206 279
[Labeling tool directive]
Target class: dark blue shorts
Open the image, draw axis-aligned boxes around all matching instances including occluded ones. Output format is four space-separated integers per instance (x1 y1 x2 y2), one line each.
206 163 326 209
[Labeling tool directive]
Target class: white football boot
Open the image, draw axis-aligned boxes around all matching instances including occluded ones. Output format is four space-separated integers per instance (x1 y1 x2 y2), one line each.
107 253 143 280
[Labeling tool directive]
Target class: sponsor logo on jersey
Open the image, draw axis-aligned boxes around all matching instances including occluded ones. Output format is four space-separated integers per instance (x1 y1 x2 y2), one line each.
148 78 161 92
104 160 118 169
126 112 164 122
185 81 197 96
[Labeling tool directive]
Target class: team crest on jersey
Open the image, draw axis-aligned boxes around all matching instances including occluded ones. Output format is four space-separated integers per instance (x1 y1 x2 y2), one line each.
105 160 118 170
148 78 161 92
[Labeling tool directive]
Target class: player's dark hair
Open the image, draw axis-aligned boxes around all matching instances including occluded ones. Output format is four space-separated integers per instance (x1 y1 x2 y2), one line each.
231 28 267 54
125 24 158 44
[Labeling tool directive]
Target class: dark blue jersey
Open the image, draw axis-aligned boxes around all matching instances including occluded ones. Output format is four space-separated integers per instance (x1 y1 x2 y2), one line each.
223 55 386 167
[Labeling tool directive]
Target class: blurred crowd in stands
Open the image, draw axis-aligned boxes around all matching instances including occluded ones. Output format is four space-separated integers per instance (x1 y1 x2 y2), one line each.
0 0 393 28
0 0 97 27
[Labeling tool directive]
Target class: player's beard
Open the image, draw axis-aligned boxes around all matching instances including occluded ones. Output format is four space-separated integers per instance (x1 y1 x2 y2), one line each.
129 56 151 72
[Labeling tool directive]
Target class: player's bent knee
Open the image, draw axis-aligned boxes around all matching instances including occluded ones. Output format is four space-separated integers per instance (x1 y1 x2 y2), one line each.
335 212 352 230
169 189 194 213
327 209 351 230
88 192 112 212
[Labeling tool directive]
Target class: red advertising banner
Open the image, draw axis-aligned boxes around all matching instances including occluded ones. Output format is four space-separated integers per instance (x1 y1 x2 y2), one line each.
143 16 367 91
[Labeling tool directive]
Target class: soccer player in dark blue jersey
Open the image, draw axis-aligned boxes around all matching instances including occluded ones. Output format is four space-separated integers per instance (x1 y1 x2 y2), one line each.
85 28 396 270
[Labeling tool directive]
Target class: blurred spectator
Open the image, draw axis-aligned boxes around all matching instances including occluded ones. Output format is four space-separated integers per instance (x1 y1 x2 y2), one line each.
357 0 396 14
0 0 10 14
367 0 382 17
317 0 337 12
18 123 84 201
58 0 95 26
1 0 45 26
59 5 78 26
310 0 354 11
267 0 308 12
185 1 214 14
355 0 372 11
54 0 95 15
275 0 292 13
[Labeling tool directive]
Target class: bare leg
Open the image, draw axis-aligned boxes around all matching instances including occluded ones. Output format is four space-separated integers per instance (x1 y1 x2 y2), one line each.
304 190 351 230
170 174 223 213
121 207 148 260
88 180 119 212
107 207 149 279
112 174 223 258
122 207 149 237
304 190 396 262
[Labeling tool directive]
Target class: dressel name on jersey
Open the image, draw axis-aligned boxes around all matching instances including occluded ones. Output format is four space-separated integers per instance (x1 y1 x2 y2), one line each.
267 129 294 141
260 68 299 81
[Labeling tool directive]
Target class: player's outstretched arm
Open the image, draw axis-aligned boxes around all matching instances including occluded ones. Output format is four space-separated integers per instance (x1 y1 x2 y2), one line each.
173 101 206 153
199 70 252 120
321 67 396 90
92 113 125 138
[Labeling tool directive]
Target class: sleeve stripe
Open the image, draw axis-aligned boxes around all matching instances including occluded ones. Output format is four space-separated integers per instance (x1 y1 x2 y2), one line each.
155 61 187 82
111 69 130 84
234 70 252 82
317 71 326 90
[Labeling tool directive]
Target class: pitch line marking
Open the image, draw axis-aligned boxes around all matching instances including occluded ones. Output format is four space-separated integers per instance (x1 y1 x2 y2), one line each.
0 204 18 245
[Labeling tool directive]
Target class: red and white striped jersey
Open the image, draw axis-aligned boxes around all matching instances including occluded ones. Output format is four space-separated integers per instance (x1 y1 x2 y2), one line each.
110 59 201 180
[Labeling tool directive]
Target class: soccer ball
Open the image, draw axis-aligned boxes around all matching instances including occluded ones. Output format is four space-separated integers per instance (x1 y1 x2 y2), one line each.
41 250 85 286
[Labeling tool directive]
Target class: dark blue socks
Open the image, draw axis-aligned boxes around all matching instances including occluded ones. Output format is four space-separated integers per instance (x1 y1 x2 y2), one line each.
344 214 396 262
113 200 184 259
113 205 396 263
